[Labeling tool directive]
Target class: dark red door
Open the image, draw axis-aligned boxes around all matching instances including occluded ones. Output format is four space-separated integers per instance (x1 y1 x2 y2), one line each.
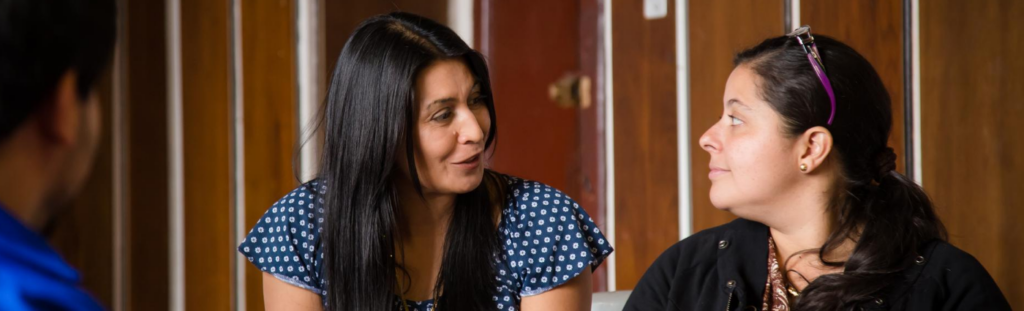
477 0 607 291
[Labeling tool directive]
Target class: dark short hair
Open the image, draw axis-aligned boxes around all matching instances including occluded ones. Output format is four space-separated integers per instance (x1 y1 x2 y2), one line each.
0 0 117 141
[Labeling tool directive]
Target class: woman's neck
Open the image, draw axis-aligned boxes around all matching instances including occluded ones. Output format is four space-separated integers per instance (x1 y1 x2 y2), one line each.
764 173 853 263
393 178 455 239
769 218 850 264
765 188 856 290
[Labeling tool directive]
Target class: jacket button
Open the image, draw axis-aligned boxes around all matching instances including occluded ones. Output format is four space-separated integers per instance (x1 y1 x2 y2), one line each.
914 255 926 265
718 240 730 249
726 280 736 288
875 298 884 305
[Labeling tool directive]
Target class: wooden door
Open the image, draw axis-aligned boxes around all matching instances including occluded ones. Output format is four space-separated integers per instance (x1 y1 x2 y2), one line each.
478 0 607 291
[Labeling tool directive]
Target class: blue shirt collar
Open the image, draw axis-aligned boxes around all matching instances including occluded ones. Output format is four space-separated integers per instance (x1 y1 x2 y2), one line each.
0 202 80 282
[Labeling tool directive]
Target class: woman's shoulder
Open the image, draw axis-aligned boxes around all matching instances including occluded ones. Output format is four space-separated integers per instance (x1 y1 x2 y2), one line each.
497 174 591 224
905 240 1011 309
260 180 326 230
493 173 613 296
243 180 327 244
237 180 327 294
672 218 766 254
500 174 571 204
637 218 767 277
919 240 1000 284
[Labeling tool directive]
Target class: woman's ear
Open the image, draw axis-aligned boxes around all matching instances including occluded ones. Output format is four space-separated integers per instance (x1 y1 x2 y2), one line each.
796 126 833 173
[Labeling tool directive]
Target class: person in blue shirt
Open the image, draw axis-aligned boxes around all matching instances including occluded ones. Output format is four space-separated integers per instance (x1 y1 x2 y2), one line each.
0 0 116 310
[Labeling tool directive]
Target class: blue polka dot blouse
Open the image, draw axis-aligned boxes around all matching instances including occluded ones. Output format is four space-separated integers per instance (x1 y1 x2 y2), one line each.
238 175 613 311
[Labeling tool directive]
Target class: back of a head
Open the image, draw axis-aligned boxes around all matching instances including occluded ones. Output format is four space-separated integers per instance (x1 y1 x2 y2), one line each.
0 0 117 142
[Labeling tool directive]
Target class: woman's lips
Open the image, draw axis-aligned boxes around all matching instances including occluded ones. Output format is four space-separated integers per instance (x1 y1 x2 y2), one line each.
708 168 729 179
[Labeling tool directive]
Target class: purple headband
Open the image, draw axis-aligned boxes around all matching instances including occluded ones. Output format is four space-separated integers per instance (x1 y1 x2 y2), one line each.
788 26 836 125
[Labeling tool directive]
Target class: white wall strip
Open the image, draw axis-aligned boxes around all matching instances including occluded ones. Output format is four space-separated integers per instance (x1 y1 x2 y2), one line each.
111 0 127 308
230 0 245 310
601 0 617 292
911 0 923 184
448 0 475 48
675 0 692 240
297 0 322 182
165 0 184 309
789 0 801 29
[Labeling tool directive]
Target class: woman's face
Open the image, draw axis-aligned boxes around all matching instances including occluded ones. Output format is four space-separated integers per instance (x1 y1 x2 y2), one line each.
404 59 491 195
699 64 804 220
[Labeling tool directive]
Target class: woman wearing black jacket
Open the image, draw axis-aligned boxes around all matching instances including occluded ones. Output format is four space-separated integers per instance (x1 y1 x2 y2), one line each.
624 27 1010 311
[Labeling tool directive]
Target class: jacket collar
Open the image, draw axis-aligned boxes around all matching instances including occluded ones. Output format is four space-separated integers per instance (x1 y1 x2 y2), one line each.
715 218 769 308
712 218 939 310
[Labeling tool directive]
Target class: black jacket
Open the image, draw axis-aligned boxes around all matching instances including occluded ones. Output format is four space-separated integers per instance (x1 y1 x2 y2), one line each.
623 219 1010 311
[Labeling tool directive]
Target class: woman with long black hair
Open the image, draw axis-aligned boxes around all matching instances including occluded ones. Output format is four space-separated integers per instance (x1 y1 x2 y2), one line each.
623 27 1009 310
238 12 612 311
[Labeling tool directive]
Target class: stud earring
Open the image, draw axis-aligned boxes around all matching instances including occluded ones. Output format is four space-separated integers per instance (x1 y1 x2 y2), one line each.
800 163 808 172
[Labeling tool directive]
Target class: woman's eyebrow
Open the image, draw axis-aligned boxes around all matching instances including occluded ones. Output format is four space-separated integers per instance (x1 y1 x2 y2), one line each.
726 99 752 110
427 97 457 110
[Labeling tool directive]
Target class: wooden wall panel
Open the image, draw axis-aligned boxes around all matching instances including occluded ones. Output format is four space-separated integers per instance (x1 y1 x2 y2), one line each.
611 0 679 290
689 0 784 233
801 0 906 174
577 0 607 291
324 0 448 74
241 0 299 310
180 0 233 309
123 0 170 309
921 1 1024 309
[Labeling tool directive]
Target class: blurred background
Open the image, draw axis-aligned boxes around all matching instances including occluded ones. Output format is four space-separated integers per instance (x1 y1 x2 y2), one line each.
47 0 1023 310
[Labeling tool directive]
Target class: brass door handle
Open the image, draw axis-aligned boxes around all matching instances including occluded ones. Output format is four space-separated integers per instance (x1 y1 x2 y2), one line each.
548 73 592 109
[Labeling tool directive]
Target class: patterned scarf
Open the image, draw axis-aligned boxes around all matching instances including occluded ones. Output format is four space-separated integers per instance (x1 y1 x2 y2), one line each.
763 236 791 311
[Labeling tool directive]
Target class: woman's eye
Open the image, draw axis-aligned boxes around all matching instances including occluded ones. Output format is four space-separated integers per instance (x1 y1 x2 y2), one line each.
470 96 487 106
729 115 744 125
432 109 452 121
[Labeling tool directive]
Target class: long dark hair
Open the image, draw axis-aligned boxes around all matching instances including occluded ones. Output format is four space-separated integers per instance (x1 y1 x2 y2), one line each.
313 12 502 310
735 34 946 309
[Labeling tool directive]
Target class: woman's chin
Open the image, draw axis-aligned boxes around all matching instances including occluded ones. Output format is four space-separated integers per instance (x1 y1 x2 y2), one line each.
449 175 485 194
709 194 740 214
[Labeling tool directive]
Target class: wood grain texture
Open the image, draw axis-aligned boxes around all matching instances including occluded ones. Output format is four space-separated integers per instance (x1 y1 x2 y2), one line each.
324 0 448 74
240 0 299 310
611 0 679 290
180 0 233 309
123 0 171 308
921 0 1024 308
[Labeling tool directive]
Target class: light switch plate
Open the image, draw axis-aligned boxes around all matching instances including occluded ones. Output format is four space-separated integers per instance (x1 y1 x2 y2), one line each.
644 0 668 20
